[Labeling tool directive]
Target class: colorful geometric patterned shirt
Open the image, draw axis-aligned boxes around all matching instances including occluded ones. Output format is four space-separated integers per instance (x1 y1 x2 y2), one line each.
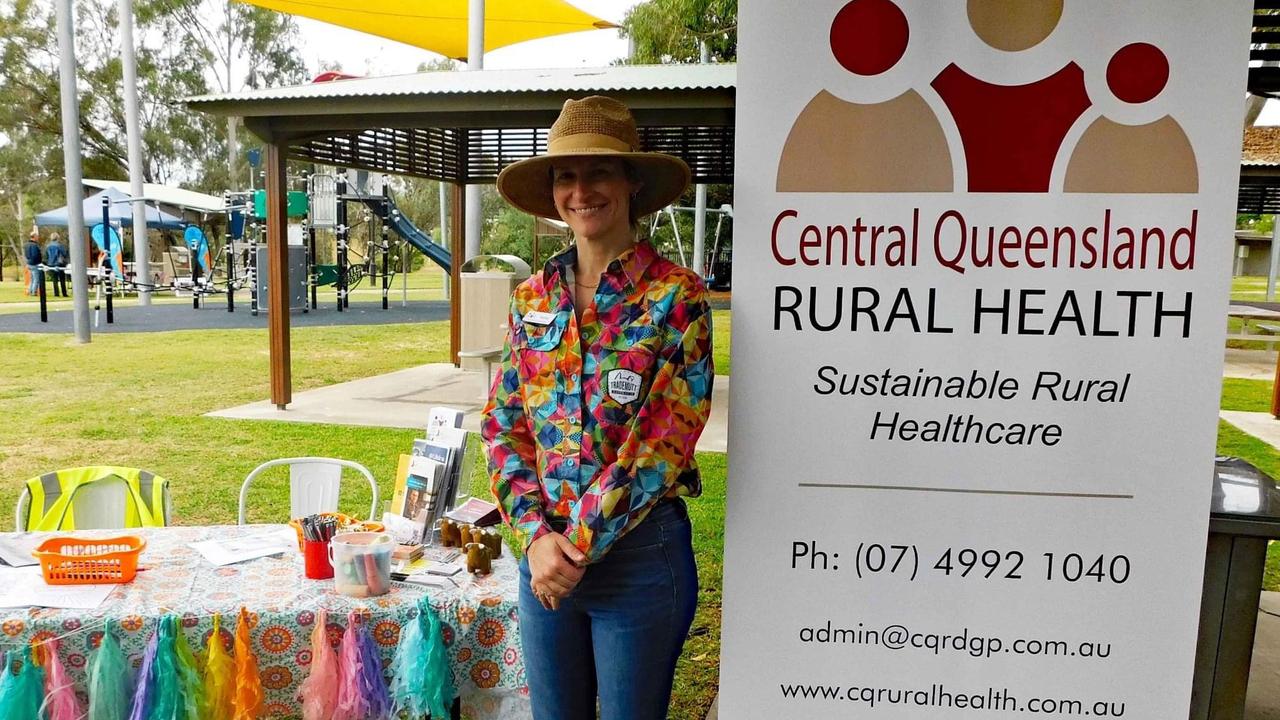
481 241 714 563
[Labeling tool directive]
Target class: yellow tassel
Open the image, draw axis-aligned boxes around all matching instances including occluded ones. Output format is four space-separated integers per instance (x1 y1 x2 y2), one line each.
232 607 263 720
202 613 235 719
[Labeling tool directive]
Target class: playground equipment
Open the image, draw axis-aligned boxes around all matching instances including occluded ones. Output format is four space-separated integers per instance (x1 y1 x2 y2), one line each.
647 202 734 288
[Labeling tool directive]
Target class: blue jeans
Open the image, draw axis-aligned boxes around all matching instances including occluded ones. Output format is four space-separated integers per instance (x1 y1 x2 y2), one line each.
518 499 698 720
27 265 40 295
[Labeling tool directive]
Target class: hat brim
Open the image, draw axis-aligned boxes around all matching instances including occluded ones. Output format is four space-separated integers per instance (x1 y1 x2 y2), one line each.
497 150 692 220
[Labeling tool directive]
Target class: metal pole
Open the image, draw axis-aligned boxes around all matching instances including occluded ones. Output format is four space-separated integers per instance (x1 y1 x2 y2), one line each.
401 241 408 308
102 199 114 324
465 0 484 262
119 0 150 305
692 40 710 278
381 187 390 310
309 224 318 310
57 0 90 342
336 177 347 312
225 192 236 312
1268 218 1280 301
38 267 47 323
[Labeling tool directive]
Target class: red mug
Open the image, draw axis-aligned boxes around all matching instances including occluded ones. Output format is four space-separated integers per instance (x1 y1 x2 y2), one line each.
303 539 334 580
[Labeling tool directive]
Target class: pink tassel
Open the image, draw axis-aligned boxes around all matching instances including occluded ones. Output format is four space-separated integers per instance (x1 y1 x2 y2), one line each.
42 638 84 720
299 609 338 720
333 614 366 720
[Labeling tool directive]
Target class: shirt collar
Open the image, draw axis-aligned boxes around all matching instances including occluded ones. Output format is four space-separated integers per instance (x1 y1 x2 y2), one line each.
543 241 658 290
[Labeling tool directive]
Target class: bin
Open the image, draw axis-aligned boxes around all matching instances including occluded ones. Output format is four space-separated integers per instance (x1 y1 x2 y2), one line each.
460 255 532 371
1192 456 1280 719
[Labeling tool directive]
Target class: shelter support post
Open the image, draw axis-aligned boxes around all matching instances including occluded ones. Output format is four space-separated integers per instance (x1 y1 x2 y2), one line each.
1269 218 1280 302
451 182 465 367
266 143 292 409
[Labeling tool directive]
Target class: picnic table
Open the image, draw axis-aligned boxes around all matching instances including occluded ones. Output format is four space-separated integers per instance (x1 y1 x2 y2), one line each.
0 524 531 720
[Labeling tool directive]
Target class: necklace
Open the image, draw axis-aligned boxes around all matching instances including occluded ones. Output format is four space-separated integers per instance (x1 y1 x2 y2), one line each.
575 278 599 289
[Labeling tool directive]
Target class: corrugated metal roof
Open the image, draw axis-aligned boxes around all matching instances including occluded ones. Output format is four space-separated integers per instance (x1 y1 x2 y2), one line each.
185 63 736 105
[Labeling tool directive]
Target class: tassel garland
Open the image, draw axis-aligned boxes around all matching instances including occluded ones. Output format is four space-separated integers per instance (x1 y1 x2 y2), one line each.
0 645 47 720
352 615 392 720
88 622 131 720
41 638 83 720
127 628 160 720
390 598 453 720
171 618 203 720
232 608 263 720
202 614 234 719
299 610 337 720
422 599 456 719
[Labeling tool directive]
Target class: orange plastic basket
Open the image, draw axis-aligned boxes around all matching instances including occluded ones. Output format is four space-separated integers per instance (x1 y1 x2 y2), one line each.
33 536 146 585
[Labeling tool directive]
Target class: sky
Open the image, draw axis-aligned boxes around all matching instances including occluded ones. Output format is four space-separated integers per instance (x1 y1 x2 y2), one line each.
289 0 643 77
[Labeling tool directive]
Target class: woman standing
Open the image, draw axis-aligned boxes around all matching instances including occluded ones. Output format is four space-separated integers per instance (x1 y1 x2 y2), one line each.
482 95 714 719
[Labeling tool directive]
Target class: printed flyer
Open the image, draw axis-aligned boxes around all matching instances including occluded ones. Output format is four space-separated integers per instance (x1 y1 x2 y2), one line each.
720 1 1253 717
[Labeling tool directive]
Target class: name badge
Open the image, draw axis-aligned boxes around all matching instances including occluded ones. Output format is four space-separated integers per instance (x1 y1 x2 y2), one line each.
524 311 556 327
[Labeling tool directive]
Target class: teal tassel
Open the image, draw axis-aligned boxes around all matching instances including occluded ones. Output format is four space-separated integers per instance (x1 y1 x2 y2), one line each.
389 604 429 717
171 619 202 720
149 617 181 720
89 622 131 720
422 599 456 720
0 645 47 720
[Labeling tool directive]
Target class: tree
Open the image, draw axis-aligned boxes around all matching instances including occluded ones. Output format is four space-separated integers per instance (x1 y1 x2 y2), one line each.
620 0 737 64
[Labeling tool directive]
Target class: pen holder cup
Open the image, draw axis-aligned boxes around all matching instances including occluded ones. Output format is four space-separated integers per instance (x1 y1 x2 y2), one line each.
302 539 333 580
328 532 393 597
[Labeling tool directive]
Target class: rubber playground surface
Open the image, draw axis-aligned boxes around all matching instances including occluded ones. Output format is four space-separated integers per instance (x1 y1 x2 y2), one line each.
0 299 451 333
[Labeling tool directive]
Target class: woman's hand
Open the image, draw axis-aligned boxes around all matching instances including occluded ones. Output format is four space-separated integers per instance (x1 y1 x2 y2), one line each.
528 533 587 610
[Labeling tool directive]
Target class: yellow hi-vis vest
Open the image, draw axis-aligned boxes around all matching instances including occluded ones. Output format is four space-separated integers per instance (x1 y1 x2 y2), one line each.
23 467 168 531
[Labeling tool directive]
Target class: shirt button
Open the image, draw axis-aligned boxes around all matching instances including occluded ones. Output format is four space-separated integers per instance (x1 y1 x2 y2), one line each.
569 416 580 425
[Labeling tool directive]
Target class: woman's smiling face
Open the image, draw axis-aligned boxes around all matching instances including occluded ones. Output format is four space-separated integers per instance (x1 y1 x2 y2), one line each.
551 157 640 242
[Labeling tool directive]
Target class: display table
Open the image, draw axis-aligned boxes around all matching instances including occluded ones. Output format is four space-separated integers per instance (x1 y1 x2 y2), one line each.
0 525 530 720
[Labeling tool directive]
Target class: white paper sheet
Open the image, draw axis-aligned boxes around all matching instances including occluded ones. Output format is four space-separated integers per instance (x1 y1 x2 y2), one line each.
0 566 116 609
189 527 298 566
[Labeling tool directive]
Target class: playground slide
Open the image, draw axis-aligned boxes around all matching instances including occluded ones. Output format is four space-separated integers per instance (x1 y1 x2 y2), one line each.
360 196 451 273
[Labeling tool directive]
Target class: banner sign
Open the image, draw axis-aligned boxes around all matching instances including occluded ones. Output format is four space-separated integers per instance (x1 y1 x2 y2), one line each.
720 2 1252 717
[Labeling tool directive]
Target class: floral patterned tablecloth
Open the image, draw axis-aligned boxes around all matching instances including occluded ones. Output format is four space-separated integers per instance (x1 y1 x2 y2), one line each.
0 525 531 720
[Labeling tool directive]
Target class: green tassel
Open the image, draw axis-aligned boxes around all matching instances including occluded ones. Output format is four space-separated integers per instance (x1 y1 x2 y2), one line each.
422 598 456 720
149 617 180 720
88 622 131 720
172 618 203 720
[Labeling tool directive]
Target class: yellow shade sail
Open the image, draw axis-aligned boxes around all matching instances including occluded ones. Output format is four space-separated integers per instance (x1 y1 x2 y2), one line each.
235 0 617 60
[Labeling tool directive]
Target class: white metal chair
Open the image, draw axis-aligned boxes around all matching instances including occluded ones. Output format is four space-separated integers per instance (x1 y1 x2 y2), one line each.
237 457 379 525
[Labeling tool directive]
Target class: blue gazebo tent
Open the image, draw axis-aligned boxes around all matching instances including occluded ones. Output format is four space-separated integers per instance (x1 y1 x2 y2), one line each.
34 187 186 229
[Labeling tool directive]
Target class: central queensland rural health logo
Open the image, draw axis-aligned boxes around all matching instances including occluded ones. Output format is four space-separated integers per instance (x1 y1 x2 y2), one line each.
777 0 1198 194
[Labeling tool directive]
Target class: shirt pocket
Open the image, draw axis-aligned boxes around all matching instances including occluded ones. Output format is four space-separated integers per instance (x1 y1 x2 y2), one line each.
513 313 567 422
596 324 664 421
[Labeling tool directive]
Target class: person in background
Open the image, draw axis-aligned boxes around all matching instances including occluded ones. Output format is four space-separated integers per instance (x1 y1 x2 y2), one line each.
24 231 42 296
44 232 68 297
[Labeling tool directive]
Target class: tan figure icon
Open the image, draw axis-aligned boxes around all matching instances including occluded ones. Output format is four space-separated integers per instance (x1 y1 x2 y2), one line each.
1064 43 1197 193
776 0 953 192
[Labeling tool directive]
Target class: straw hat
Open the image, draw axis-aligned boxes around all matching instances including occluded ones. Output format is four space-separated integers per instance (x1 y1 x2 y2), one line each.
497 96 691 220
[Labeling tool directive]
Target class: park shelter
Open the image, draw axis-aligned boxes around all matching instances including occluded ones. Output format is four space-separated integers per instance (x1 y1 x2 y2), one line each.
185 63 736 409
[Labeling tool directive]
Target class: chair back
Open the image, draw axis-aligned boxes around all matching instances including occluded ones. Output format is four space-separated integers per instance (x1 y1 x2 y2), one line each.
288 461 344 518
239 457 379 525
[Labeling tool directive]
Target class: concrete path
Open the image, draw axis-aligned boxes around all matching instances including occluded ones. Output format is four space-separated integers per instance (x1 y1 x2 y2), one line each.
1249 593 1280 719
209 363 731 453
1226 348 1278 381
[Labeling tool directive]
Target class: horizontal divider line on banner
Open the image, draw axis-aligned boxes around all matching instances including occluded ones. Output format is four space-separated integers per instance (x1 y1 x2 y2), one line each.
797 483 1134 500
